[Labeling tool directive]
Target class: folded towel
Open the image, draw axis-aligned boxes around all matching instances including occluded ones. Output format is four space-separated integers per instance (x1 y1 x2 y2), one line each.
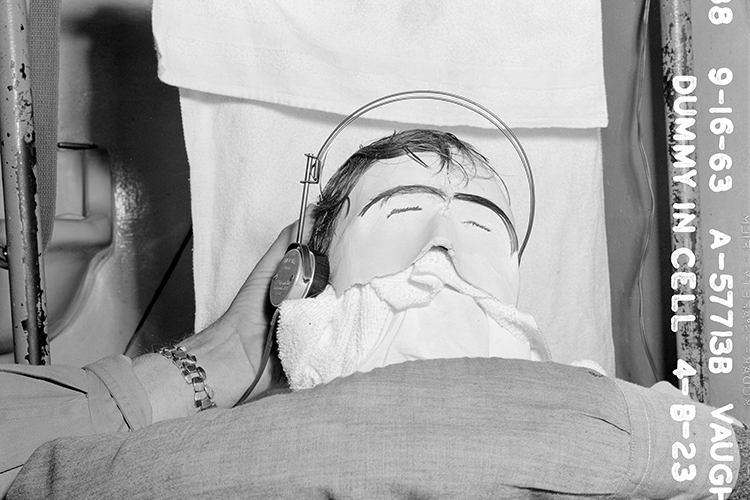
153 0 607 128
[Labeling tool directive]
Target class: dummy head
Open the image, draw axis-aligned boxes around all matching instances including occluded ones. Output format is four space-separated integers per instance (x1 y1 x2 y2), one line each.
277 130 547 390
309 129 521 304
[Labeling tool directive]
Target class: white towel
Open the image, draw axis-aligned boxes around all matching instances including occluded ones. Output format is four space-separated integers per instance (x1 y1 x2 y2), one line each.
278 248 552 390
153 0 615 373
153 0 607 128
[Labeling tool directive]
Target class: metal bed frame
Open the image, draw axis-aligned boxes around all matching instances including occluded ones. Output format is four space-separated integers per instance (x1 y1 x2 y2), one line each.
1 0 50 365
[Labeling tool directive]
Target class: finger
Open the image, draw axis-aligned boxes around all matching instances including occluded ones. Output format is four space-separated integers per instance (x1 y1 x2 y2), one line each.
241 207 319 295
284 203 317 246
248 227 293 284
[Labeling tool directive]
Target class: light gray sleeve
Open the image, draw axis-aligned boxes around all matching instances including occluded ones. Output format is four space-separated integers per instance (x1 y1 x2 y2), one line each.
0 354 151 496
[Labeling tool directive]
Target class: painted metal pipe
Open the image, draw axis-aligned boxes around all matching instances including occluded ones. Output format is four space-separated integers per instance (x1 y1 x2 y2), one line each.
660 0 705 401
0 0 49 364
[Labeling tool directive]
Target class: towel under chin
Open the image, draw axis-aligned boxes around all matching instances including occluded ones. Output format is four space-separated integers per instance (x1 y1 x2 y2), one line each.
277 249 552 390
355 289 537 374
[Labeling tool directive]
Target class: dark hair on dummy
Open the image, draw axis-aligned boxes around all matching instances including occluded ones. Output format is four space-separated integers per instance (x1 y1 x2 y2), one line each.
309 129 505 256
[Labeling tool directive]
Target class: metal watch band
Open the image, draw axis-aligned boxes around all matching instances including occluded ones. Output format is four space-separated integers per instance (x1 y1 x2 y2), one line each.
158 345 216 411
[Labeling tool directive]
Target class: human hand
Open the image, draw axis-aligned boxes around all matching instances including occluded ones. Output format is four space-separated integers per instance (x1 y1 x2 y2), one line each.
135 208 315 419
202 206 316 402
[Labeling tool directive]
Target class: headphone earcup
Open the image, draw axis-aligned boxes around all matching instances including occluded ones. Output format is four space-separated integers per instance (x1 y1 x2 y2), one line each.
269 245 329 307
308 249 329 298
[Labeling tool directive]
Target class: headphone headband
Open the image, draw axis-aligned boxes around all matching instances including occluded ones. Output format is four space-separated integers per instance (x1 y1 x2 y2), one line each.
297 90 535 258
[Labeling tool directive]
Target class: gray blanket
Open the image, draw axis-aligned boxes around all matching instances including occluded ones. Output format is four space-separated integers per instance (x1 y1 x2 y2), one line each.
7 358 731 499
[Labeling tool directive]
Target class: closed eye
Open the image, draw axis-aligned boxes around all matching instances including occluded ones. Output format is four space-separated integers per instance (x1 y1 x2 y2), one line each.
387 206 423 218
463 220 491 232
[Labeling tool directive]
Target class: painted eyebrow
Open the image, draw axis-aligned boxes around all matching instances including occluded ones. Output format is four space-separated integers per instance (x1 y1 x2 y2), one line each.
454 193 519 254
358 184 446 217
357 185 519 255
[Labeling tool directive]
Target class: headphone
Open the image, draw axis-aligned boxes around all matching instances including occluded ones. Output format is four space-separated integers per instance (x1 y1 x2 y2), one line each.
268 89 536 307
268 154 331 308
235 90 535 406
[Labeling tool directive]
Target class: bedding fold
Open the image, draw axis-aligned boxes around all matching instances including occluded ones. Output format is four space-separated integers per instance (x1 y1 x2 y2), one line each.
152 0 607 128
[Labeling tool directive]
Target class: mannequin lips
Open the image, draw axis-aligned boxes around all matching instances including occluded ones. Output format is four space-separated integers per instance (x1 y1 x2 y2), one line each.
397 240 495 295
414 237 454 261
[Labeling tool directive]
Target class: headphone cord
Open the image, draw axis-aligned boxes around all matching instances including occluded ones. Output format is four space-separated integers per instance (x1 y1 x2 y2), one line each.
233 308 280 407
634 0 659 383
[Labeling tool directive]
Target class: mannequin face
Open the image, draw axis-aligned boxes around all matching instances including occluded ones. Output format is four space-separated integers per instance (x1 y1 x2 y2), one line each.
326 152 520 304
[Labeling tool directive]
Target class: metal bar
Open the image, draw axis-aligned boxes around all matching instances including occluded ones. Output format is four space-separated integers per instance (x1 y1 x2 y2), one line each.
660 0 706 401
295 154 317 244
0 0 49 364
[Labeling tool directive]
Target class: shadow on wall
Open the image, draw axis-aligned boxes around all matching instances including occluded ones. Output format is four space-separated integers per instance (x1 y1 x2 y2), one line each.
22 4 197 365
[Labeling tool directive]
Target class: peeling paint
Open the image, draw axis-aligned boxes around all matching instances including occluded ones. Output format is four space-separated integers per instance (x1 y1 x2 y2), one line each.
0 0 49 364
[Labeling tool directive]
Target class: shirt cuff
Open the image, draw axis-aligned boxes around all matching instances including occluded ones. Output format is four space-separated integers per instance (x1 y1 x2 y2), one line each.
85 354 152 430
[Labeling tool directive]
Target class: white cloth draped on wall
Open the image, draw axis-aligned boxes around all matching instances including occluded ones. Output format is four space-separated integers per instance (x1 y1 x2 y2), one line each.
152 0 615 373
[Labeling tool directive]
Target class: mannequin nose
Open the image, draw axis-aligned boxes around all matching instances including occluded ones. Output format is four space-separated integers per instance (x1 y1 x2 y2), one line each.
422 212 457 253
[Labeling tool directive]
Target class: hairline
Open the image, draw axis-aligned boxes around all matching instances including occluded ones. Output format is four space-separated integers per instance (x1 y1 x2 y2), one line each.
310 130 510 256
